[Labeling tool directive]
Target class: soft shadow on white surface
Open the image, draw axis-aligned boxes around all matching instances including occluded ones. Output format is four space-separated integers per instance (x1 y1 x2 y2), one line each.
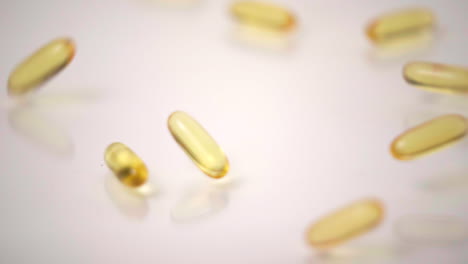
394 215 468 245
366 29 436 63
230 25 296 53
6 90 100 157
26 90 102 109
365 27 442 68
305 241 409 264
171 175 239 223
104 173 159 220
420 170 468 193
8 104 74 157
138 0 202 8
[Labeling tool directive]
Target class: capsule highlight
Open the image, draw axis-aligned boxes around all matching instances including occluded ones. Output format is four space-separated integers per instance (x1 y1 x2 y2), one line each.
168 111 229 179
403 62 468 94
231 1 296 32
306 199 384 249
8 38 76 96
105 143 148 187
366 8 435 44
391 114 467 160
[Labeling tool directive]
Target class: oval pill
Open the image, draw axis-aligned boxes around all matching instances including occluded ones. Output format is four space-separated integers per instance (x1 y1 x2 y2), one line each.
231 1 296 32
391 114 467 160
8 38 75 96
104 142 148 187
306 199 384 249
403 62 468 94
366 8 435 44
168 111 229 179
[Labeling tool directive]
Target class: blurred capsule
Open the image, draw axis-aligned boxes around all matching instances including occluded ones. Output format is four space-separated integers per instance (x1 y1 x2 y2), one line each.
231 1 296 32
366 8 434 44
404 62 468 94
391 114 467 160
105 143 148 187
306 199 384 249
168 111 229 179
8 38 76 96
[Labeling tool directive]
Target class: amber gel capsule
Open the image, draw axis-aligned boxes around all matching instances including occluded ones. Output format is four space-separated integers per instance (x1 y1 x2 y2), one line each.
403 62 468 94
105 143 148 187
8 38 75 96
231 1 296 31
366 8 434 44
306 199 384 249
168 111 229 179
391 115 467 160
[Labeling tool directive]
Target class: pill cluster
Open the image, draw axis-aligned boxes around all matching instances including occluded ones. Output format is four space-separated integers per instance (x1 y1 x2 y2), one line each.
5 0 467 255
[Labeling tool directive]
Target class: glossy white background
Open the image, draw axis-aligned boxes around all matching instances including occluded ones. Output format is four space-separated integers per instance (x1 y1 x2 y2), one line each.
1 0 468 263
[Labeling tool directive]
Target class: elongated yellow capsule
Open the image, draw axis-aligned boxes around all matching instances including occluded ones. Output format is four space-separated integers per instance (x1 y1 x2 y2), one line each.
8 38 75 96
391 115 467 160
105 143 148 187
231 1 296 31
306 199 384 249
168 111 229 179
403 62 468 94
366 8 435 44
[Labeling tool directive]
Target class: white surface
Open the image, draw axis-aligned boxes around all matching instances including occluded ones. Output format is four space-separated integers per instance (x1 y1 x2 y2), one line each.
1 0 468 263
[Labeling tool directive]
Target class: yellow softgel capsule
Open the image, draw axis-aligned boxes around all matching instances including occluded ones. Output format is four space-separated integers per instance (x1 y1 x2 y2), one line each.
168 111 229 179
391 115 467 160
403 62 468 94
104 143 148 187
306 199 384 249
8 38 75 96
366 8 435 44
231 1 296 31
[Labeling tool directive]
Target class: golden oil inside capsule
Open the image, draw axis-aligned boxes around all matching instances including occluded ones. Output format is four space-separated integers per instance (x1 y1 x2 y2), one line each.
403 62 468 94
8 38 75 96
104 142 148 187
231 1 296 32
168 111 229 179
306 199 384 249
391 115 467 160
366 8 434 44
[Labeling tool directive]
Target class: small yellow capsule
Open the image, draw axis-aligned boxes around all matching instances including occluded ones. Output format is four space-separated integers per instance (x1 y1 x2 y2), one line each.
306 199 384 249
168 111 229 179
391 115 467 160
104 143 148 187
231 1 296 32
403 62 468 94
8 38 75 96
366 8 435 44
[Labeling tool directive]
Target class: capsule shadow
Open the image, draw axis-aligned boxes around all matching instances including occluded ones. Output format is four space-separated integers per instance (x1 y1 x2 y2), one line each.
305 241 408 264
137 0 202 9
420 170 468 193
7 89 99 157
104 173 159 220
230 25 296 54
366 29 437 65
8 103 74 157
394 214 468 245
170 175 239 223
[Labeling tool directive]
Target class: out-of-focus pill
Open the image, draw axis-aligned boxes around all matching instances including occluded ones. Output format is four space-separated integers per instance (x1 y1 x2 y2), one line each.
168 111 229 179
366 8 434 44
231 1 296 31
105 142 148 187
8 38 75 96
391 114 467 160
403 62 468 94
306 199 384 249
